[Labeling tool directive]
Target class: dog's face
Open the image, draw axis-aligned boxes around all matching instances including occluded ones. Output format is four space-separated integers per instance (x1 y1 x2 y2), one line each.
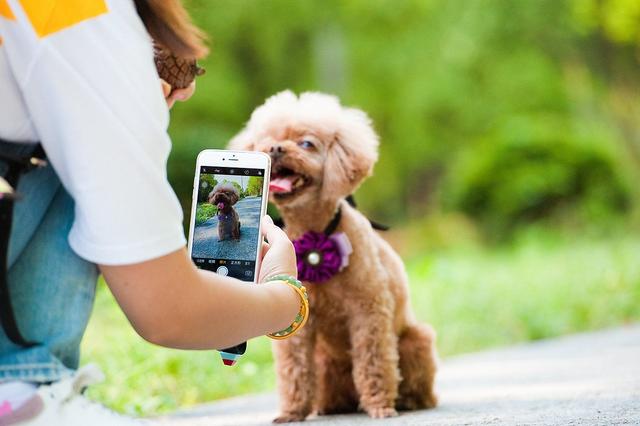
260 128 328 207
208 185 239 211
228 91 379 208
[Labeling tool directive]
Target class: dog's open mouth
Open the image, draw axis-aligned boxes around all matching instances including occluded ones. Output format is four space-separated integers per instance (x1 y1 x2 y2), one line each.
270 166 309 197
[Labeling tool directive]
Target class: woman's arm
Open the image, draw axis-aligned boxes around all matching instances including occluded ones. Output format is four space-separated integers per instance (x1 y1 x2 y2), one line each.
2 2 301 349
100 216 301 350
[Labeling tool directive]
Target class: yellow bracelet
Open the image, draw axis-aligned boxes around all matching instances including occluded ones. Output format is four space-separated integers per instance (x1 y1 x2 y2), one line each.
266 275 309 340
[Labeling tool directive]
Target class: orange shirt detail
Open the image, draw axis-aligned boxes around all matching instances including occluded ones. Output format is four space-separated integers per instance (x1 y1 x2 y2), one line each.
0 0 16 20
18 0 108 38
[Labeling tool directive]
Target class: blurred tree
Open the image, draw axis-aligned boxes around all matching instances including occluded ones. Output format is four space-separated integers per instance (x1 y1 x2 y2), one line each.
246 176 263 197
568 0 640 214
167 0 640 239
444 115 630 236
197 174 217 203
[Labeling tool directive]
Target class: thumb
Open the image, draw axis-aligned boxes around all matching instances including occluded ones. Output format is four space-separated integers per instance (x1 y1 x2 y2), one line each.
260 214 273 236
261 215 291 246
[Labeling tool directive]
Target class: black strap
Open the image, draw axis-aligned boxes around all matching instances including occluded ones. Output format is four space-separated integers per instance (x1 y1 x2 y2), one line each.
323 205 342 235
345 194 389 231
273 216 285 229
0 141 45 347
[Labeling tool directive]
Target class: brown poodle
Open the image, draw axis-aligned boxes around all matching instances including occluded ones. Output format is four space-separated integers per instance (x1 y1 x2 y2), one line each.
229 91 438 422
208 182 241 241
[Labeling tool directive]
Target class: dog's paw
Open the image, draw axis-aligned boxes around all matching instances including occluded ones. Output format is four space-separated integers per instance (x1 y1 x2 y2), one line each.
365 407 398 419
273 412 307 423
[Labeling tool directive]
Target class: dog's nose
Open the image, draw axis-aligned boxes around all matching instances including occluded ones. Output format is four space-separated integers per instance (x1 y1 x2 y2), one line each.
270 144 286 158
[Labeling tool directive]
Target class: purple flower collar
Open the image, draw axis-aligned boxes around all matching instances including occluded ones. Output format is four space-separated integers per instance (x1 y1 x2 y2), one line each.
292 206 353 283
217 202 233 221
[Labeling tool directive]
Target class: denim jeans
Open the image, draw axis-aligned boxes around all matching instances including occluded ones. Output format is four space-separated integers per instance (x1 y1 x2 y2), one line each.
0 160 98 383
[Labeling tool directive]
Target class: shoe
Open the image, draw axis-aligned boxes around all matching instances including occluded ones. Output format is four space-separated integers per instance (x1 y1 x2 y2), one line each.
1 364 152 426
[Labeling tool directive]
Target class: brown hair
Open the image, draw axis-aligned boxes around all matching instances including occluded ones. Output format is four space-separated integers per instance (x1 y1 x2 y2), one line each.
134 0 208 59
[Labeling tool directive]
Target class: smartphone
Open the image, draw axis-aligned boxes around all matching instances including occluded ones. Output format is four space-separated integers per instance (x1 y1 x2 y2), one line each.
187 149 271 362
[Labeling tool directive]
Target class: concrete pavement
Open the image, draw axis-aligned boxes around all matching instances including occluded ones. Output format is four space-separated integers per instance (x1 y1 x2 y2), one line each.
165 324 640 425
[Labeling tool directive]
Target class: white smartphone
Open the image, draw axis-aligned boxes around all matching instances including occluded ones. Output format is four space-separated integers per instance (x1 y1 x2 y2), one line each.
187 149 271 283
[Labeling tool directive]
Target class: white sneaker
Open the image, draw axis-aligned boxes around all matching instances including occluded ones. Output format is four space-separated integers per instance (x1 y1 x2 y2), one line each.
3 364 153 426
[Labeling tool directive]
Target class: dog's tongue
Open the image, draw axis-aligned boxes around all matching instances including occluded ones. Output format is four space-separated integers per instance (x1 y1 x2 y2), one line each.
269 177 293 193
217 202 225 210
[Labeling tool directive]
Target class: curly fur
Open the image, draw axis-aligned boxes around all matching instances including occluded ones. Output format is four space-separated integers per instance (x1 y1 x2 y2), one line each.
208 183 240 241
211 182 240 197
229 90 438 422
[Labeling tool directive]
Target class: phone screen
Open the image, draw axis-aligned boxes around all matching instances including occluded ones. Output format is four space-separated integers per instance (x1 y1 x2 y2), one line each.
191 165 265 281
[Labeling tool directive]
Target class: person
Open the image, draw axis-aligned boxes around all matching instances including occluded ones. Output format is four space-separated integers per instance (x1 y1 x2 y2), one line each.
0 0 303 424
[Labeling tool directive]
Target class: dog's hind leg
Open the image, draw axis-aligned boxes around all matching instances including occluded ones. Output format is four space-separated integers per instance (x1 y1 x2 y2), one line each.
314 350 358 415
396 323 438 410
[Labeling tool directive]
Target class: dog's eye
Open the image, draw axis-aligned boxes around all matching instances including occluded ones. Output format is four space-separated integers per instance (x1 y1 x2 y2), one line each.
298 140 315 149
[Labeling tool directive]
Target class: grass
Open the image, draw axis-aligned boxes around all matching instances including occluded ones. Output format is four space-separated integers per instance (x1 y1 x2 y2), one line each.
80 230 640 416
407 233 640 355
195 202 217 225
81 289 277 415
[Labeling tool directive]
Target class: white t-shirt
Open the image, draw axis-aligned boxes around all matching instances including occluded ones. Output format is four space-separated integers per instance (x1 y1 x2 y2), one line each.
0 0 187 265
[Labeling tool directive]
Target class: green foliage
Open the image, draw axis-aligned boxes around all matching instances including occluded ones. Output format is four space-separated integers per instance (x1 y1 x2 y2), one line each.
163 0 640 239
444 116 630 235
245 176 263 197
197 175 217 203
195 202 216 225
571 0 640 44
82 231 640 415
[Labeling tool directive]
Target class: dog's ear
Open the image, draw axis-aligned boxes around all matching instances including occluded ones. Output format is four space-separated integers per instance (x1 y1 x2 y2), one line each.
207 190 216 204
230 190 239 205
228 91 299 151
321 107 379 200
228 128 256 151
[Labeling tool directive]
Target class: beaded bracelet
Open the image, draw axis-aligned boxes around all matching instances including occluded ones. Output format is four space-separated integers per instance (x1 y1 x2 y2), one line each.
266 274 309 340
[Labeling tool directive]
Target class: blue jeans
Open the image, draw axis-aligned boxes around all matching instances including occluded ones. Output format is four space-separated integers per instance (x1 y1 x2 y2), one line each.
0 161 98 383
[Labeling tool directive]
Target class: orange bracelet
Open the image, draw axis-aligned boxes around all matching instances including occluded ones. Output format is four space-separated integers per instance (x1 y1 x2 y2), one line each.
266 275 309 340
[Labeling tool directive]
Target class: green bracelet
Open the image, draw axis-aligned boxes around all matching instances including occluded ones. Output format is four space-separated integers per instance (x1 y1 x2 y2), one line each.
266 274 310 339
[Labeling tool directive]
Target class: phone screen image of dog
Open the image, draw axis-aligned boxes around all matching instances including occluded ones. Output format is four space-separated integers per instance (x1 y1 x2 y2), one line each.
191 166 265 281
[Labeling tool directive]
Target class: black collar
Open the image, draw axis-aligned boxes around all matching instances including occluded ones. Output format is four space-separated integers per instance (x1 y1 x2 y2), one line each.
323 205 342 235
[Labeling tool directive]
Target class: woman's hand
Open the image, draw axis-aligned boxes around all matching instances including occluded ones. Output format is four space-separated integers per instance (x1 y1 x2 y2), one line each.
161 79 196 108
258 215 298 282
